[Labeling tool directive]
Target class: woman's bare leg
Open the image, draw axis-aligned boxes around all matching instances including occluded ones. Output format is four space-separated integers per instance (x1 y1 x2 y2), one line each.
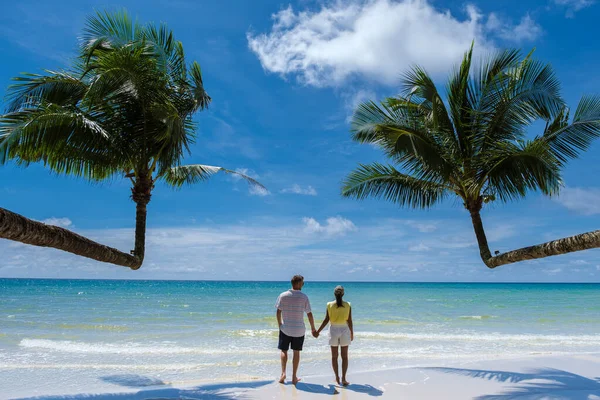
331 346 340 384
341 346 349 386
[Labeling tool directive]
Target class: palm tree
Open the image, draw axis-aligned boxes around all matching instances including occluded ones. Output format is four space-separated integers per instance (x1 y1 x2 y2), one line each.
342 46 600 268
0 10 263 269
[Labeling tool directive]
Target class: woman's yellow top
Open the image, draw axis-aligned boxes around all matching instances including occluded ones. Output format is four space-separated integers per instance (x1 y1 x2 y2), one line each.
327 300 351 325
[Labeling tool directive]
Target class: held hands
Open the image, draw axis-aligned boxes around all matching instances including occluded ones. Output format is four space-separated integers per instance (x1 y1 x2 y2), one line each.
312 329 319 338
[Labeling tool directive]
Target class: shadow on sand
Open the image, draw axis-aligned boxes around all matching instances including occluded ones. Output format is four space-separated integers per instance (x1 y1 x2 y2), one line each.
13 377 273 400
427 367 600 399
343 383 384 397
291 381 384 397
293 382 339 395
100 374 168 388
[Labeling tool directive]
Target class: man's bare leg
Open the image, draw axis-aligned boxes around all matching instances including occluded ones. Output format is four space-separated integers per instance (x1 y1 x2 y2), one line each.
341 346 349 386
292 350 301 384
279 350 288 383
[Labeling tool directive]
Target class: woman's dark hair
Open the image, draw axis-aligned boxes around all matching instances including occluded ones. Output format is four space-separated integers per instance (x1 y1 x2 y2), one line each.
334 286 344 307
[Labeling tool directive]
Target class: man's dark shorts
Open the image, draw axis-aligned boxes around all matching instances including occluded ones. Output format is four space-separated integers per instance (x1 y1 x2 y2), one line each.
278 330 305 351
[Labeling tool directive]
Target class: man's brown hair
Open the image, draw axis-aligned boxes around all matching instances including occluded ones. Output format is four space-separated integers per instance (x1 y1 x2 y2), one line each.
291 275 304 287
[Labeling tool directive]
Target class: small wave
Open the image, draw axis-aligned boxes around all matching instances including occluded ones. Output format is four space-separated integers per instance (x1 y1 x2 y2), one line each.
56 323 129 332
19 339 272 355
356 331 600 344
232 329 278 338
458 315 494 320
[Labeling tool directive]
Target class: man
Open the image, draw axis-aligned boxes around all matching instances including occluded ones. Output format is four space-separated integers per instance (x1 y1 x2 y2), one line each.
275 274 317 385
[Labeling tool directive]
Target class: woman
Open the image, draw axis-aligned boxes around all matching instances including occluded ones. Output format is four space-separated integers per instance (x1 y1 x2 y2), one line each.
316 285 353 386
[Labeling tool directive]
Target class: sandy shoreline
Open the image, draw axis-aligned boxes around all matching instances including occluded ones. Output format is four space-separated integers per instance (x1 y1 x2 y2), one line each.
7 353 600 399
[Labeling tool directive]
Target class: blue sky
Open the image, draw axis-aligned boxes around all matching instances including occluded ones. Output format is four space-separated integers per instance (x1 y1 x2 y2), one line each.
1 0 599 282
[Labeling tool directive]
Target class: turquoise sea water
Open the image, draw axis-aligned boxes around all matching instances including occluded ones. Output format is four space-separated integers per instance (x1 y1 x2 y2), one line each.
2 279 600 398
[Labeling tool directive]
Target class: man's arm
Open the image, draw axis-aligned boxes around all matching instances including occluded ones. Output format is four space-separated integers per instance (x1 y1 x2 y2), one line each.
277 309 283 330
307 312 317 336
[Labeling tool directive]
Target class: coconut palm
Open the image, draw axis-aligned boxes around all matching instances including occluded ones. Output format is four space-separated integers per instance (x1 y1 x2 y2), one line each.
342 46 600 268
0 10 263 269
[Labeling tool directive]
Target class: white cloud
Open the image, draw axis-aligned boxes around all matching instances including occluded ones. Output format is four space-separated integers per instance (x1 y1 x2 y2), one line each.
302 216 357 236
249 186 270 197
247 0 540 87
281 184 318 196
553 0 595 17
405 220 438 233
41 217 73 228
571 259 589 265
545 267 563 275
487 13 542 42
1 214 598 282
409 243 430 252
233 168 270 196
554 187 600 215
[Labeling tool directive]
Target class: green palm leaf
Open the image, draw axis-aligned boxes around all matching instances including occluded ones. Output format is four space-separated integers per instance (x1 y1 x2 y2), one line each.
342 163 449 209
541 95 600 164
162 164 266 191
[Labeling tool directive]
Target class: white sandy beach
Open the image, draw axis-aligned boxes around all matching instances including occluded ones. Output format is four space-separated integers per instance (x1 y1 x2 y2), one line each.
8 353 600 400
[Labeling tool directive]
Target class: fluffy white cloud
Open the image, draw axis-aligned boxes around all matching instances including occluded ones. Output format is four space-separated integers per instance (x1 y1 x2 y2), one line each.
486 14 542 42
281 184 318 196
41 217 73 228
247 0 540 87
554 187 600 215
302 216 357 236
248 1 488 86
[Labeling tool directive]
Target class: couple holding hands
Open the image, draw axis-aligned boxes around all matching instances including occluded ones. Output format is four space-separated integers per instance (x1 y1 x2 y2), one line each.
275 275 354 386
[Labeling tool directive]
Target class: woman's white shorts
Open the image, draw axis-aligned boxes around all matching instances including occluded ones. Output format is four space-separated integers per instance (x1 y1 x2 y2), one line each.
329 325 351 347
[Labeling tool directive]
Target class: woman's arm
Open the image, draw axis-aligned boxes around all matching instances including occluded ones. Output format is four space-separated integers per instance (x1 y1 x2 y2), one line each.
316 310 330 335
348 307 353 341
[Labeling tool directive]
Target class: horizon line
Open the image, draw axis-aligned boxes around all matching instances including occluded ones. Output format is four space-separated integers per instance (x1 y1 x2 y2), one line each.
1 277 600 284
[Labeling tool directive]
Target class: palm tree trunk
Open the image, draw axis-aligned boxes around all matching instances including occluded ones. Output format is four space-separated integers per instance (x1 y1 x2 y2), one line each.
130 174 153 262
467 198 600 268
0 207 141 269
467 197 493 262
485 230 600 268
468 207 493 262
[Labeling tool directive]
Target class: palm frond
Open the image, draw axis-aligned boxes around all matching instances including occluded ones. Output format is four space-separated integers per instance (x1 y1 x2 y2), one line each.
342 163 449 209
399 65 459 154
189 61 211 110
481 140 561 202
350 100 455 179
5 72 87 112
541 95 600 164
82 9 139 53
161 164 266 191
0 105 111 166
446 43 476 157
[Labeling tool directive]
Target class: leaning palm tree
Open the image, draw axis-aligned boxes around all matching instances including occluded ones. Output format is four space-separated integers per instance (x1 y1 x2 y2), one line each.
343 46 600 268
0 10 263 269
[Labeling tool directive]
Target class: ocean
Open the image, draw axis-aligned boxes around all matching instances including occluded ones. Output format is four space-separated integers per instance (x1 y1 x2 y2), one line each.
1 279 600 398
